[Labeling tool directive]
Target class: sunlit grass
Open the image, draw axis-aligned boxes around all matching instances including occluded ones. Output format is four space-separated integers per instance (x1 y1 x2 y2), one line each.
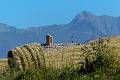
1 36 120 80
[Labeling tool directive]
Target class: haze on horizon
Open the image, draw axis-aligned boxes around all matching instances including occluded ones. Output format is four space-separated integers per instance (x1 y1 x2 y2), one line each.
0 0 119 29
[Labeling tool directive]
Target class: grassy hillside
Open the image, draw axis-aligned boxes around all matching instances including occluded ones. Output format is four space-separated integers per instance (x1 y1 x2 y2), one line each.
0 45 83 69
1 36 120 69
1 36 120 80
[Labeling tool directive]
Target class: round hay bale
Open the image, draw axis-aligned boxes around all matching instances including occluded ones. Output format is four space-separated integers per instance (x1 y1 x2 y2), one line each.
8 43 46 70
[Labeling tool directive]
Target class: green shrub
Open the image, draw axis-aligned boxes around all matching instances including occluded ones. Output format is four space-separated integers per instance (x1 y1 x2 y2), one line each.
80 38 115 73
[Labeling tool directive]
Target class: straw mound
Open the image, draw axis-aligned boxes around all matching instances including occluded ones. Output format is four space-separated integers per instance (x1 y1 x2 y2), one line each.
8 43 46 70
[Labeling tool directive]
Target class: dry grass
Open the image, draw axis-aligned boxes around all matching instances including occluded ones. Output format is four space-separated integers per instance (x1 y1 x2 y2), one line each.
1 36 120 70
44 45 83 68
0 59 8 71
0 45 83 70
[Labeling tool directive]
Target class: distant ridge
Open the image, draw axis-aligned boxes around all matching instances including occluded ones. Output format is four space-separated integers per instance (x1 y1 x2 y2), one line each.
1 11 120 58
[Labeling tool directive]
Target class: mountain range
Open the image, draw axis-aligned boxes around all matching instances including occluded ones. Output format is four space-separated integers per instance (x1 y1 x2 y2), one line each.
1 11 120 58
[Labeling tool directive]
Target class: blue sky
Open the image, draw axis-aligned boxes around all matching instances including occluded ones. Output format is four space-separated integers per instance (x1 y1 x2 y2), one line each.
0 0 119 28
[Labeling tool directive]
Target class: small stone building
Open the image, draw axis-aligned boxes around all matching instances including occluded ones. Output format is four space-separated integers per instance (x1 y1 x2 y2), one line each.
46 34 53 46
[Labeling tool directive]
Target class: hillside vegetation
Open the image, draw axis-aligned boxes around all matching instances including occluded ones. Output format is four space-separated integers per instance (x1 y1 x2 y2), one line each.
1 36 120 80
